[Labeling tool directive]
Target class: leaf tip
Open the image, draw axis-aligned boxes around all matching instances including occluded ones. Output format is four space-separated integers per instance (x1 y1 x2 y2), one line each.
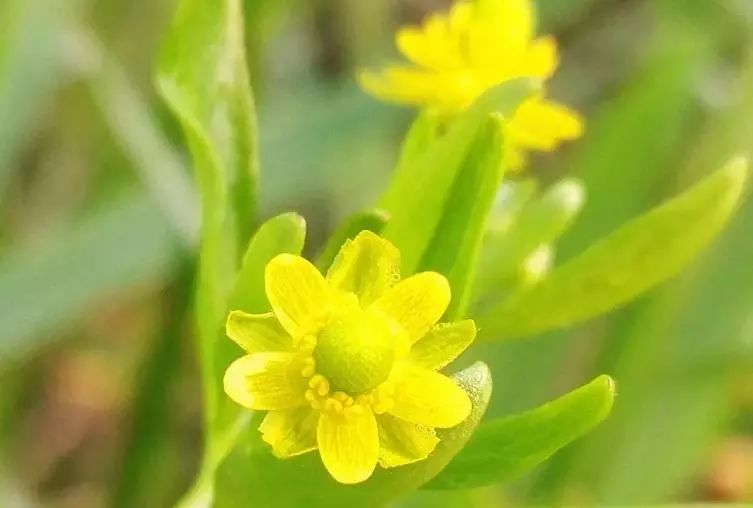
591 374 617 419
552 178 586 215
278 211 307 231
453 361 493 403
723 155 748 192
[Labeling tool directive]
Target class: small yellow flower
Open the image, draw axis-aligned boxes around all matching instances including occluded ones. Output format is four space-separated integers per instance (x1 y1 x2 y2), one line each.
224 231 477 484
359 0 583 169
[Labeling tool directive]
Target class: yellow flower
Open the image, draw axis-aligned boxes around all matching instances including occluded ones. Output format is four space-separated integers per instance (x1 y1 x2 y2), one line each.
223 231 477 484
358 0 583 169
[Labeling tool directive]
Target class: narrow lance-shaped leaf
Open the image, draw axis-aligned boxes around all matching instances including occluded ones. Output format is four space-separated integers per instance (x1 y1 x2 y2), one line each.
214 363 492 508
379 111 440 212
425 375 615 490
316 209 390 271
230 213 307 313
157 0 258 438
556 34 714 261
0 195 178 364
0 0 70 198
214 213 307 439
382 79 533 275
477 157 748 341
419 115 506 319
474 178 585 300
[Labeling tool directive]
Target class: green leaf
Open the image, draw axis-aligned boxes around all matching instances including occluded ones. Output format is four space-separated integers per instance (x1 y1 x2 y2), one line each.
477 157 748 340
379 111 439 212
382 79 533 275
425 375 615 490
229 212 307 313
419 115 505 319
557 30 715 261
474 178 584 300
0 0 71 199
84 32 199 245
214 362 492 508
316 209 389 271
543 44 753 505
0 195 179 364
212 213 307 449
157 0 258 241
157 0 258 445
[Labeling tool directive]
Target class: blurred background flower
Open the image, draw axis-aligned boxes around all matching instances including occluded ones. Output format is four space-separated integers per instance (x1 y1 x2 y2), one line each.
1 0 752 506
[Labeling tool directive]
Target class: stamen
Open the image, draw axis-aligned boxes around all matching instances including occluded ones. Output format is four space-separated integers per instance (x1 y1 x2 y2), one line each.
296 334 318 353
301 358 316 378
324 398 343 414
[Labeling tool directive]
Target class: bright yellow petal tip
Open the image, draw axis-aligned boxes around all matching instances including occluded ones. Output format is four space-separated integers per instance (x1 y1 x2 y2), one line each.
223 232 478 484
358 0 583 169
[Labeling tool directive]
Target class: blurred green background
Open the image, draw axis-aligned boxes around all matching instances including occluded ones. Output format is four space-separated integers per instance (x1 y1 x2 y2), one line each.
2 0 753 506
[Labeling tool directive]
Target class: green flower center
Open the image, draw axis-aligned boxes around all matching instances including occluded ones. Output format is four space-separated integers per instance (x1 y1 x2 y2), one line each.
313 309 395 395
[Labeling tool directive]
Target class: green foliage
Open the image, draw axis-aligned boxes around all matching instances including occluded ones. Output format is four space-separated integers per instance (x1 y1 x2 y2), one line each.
477 158 748 340
317 210 390 270
0 0 70 198
214 363 492 508
381 80 533 274
230 213 307 313
3 0 753 505
419 116 506 319
157 0 258 464
0 196 178 363
474 177 584 298
425 375 615 490
556 23 715 260
148 1 750 506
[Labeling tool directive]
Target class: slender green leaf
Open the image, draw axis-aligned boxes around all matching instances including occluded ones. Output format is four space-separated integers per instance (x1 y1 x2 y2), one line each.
419 115 505 319
477 157 748 340
157 0 258 449
379 111 439 211
487 179 539 231
544 43 753 505
229 213 307 313
211 213 307 450
0 195 179 364
214 362 492 508
425 375 615 490
382 79 533 274
83 29 199 245
0 0 70 199
474 178 584 300
113 264 193 508
316 209 389 271
558 29 715 261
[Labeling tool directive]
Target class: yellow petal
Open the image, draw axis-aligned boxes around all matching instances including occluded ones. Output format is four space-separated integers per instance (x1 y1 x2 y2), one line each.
471 0 533 69
372 272 451 343
448 1 474 38
521 36 559 78
477 0 533 44
507 98 585 152
409 320 476 371
317 409 379 484
226 311 292 353
265 254 331 337
326 231 400 306
358 67 477 114
377 413 439 468
395 2 472 72
389 364 471 428
504 142 527 172
396 27 456 71
223 353 307 410
259 407 319 458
